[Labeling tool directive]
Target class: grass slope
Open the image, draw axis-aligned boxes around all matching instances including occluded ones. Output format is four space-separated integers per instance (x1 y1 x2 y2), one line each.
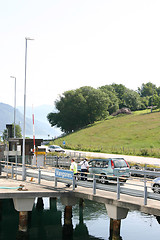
54 109 160 157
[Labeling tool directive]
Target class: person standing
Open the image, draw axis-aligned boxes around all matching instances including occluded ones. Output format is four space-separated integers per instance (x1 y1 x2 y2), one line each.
66 158 77 187
79 158 89 181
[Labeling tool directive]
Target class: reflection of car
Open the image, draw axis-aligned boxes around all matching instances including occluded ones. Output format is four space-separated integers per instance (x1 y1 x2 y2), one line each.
151 177 160 193
47 145 65 153
88 158 130 184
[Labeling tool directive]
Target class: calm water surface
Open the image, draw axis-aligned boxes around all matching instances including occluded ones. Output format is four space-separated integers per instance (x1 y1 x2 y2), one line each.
0 198 160 240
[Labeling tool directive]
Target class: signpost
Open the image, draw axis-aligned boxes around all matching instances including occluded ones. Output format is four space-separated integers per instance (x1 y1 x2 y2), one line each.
55 169 73 180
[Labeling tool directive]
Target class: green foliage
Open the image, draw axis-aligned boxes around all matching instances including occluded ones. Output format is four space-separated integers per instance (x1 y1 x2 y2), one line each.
2 124 22 140
99 85 119 114
12 124 22 138
48 86 109 133
48 81 160 134
53 109 160 158
122 89 142 111
138 82 157 97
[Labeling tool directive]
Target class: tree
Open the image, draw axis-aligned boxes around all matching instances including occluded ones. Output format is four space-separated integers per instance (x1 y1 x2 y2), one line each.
99 85 119 114
122 89 142 111
138 82 157 97
111 83 128 108
13 124 22 138
2 124 22 140
47 86 109 133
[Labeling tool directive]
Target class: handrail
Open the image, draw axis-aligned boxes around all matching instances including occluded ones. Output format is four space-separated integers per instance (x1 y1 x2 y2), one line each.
1 161 160 205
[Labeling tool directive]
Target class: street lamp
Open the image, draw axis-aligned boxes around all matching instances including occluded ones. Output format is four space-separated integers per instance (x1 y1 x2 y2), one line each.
10 76 16 138
22 37 34 180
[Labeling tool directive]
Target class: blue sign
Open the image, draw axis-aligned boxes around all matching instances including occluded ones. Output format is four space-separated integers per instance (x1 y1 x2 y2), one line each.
55 169 73 180
63 141 66 146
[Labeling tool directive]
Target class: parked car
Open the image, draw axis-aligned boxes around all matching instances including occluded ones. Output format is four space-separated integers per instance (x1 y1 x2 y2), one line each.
47 145 65 153
87 158 130 183
151 177 160 193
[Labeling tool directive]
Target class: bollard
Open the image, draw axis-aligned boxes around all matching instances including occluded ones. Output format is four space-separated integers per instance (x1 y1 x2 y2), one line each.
93 174 96 195
117 176 120 200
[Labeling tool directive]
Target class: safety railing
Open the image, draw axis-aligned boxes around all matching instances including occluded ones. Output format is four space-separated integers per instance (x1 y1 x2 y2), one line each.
1 161 160 205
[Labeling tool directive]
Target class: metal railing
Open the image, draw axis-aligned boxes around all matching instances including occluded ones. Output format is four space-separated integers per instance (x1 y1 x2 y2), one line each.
1 161 160 205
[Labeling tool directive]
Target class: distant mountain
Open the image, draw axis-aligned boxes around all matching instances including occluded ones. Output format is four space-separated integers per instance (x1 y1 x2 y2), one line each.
0 103 62 139
17 104 56 124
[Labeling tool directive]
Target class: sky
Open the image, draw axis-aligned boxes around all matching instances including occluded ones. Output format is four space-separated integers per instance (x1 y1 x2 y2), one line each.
1 0 160 108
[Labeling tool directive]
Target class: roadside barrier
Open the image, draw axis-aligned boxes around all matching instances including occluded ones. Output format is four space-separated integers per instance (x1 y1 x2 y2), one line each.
1 160 160 205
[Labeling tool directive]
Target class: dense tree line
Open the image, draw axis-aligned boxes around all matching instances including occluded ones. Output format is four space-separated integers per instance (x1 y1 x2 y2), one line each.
47 82 160 133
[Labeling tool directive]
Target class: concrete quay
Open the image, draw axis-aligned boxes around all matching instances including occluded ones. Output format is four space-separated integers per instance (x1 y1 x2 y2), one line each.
0 173 160 218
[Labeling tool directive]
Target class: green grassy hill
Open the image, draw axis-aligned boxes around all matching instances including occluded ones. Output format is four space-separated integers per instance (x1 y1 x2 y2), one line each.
53 109 160 158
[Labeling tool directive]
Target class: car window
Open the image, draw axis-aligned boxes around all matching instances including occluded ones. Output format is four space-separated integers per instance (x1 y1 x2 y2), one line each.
95 161 102 168
89 161 96 167
103 160 109 168
113 159 128 168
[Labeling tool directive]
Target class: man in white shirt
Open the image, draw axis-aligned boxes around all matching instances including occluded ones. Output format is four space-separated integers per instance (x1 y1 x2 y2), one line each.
79 158 89 181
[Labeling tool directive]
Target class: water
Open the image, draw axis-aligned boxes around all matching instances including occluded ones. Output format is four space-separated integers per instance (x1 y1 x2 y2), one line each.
0 198 160 239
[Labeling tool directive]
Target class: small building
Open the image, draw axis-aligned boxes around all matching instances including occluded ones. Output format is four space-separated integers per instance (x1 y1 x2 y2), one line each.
7 138 43 156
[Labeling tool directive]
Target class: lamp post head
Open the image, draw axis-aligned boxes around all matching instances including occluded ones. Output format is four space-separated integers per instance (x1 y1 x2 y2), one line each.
25 37 34 41
10 76 16 79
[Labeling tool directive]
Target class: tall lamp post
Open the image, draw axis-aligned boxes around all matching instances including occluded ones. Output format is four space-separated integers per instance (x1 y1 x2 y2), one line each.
10 76 16 138
22 37 34 180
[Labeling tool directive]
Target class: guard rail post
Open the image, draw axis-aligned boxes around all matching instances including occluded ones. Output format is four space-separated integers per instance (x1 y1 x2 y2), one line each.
11 163 14 179
38 167 41 184
56 156 58 168
72 175 75 190
22 166 26 181
144 165 147 205
117 176 120 200
55 176 57 187
93 174 96 195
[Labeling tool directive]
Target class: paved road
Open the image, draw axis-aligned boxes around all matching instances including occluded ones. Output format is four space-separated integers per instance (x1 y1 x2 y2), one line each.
65 149 160 166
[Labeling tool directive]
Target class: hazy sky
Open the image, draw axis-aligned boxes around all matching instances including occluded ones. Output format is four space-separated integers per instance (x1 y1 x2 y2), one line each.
1 0 160 107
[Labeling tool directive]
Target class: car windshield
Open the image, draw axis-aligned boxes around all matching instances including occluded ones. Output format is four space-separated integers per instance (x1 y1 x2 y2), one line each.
113 159 128 168
50 146 60 149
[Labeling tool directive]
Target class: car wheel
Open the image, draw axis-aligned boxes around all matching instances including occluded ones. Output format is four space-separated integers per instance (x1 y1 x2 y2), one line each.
99 175 107 184
153 184 160 194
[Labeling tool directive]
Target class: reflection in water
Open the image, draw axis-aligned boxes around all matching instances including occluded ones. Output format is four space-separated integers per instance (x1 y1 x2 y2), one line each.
0 198 159 239
74 199 89 240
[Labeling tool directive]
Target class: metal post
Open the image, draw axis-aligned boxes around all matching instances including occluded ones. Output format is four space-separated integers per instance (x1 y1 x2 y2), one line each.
11 163 14 179
55 176 57 187
144 181 147 205
56 156 58 167
10 76 16 138
72 175 75 190
144 165 147 205
93 174 96 195
117 176 120 200
7 152 9 179
15 153 18 179
22 37 34 181
38 167 41 184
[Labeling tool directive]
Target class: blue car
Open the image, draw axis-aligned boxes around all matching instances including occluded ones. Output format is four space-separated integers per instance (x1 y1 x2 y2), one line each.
87 158 130 184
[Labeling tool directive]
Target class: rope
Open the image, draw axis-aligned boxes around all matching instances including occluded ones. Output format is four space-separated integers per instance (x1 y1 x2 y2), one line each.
0 186 22 189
